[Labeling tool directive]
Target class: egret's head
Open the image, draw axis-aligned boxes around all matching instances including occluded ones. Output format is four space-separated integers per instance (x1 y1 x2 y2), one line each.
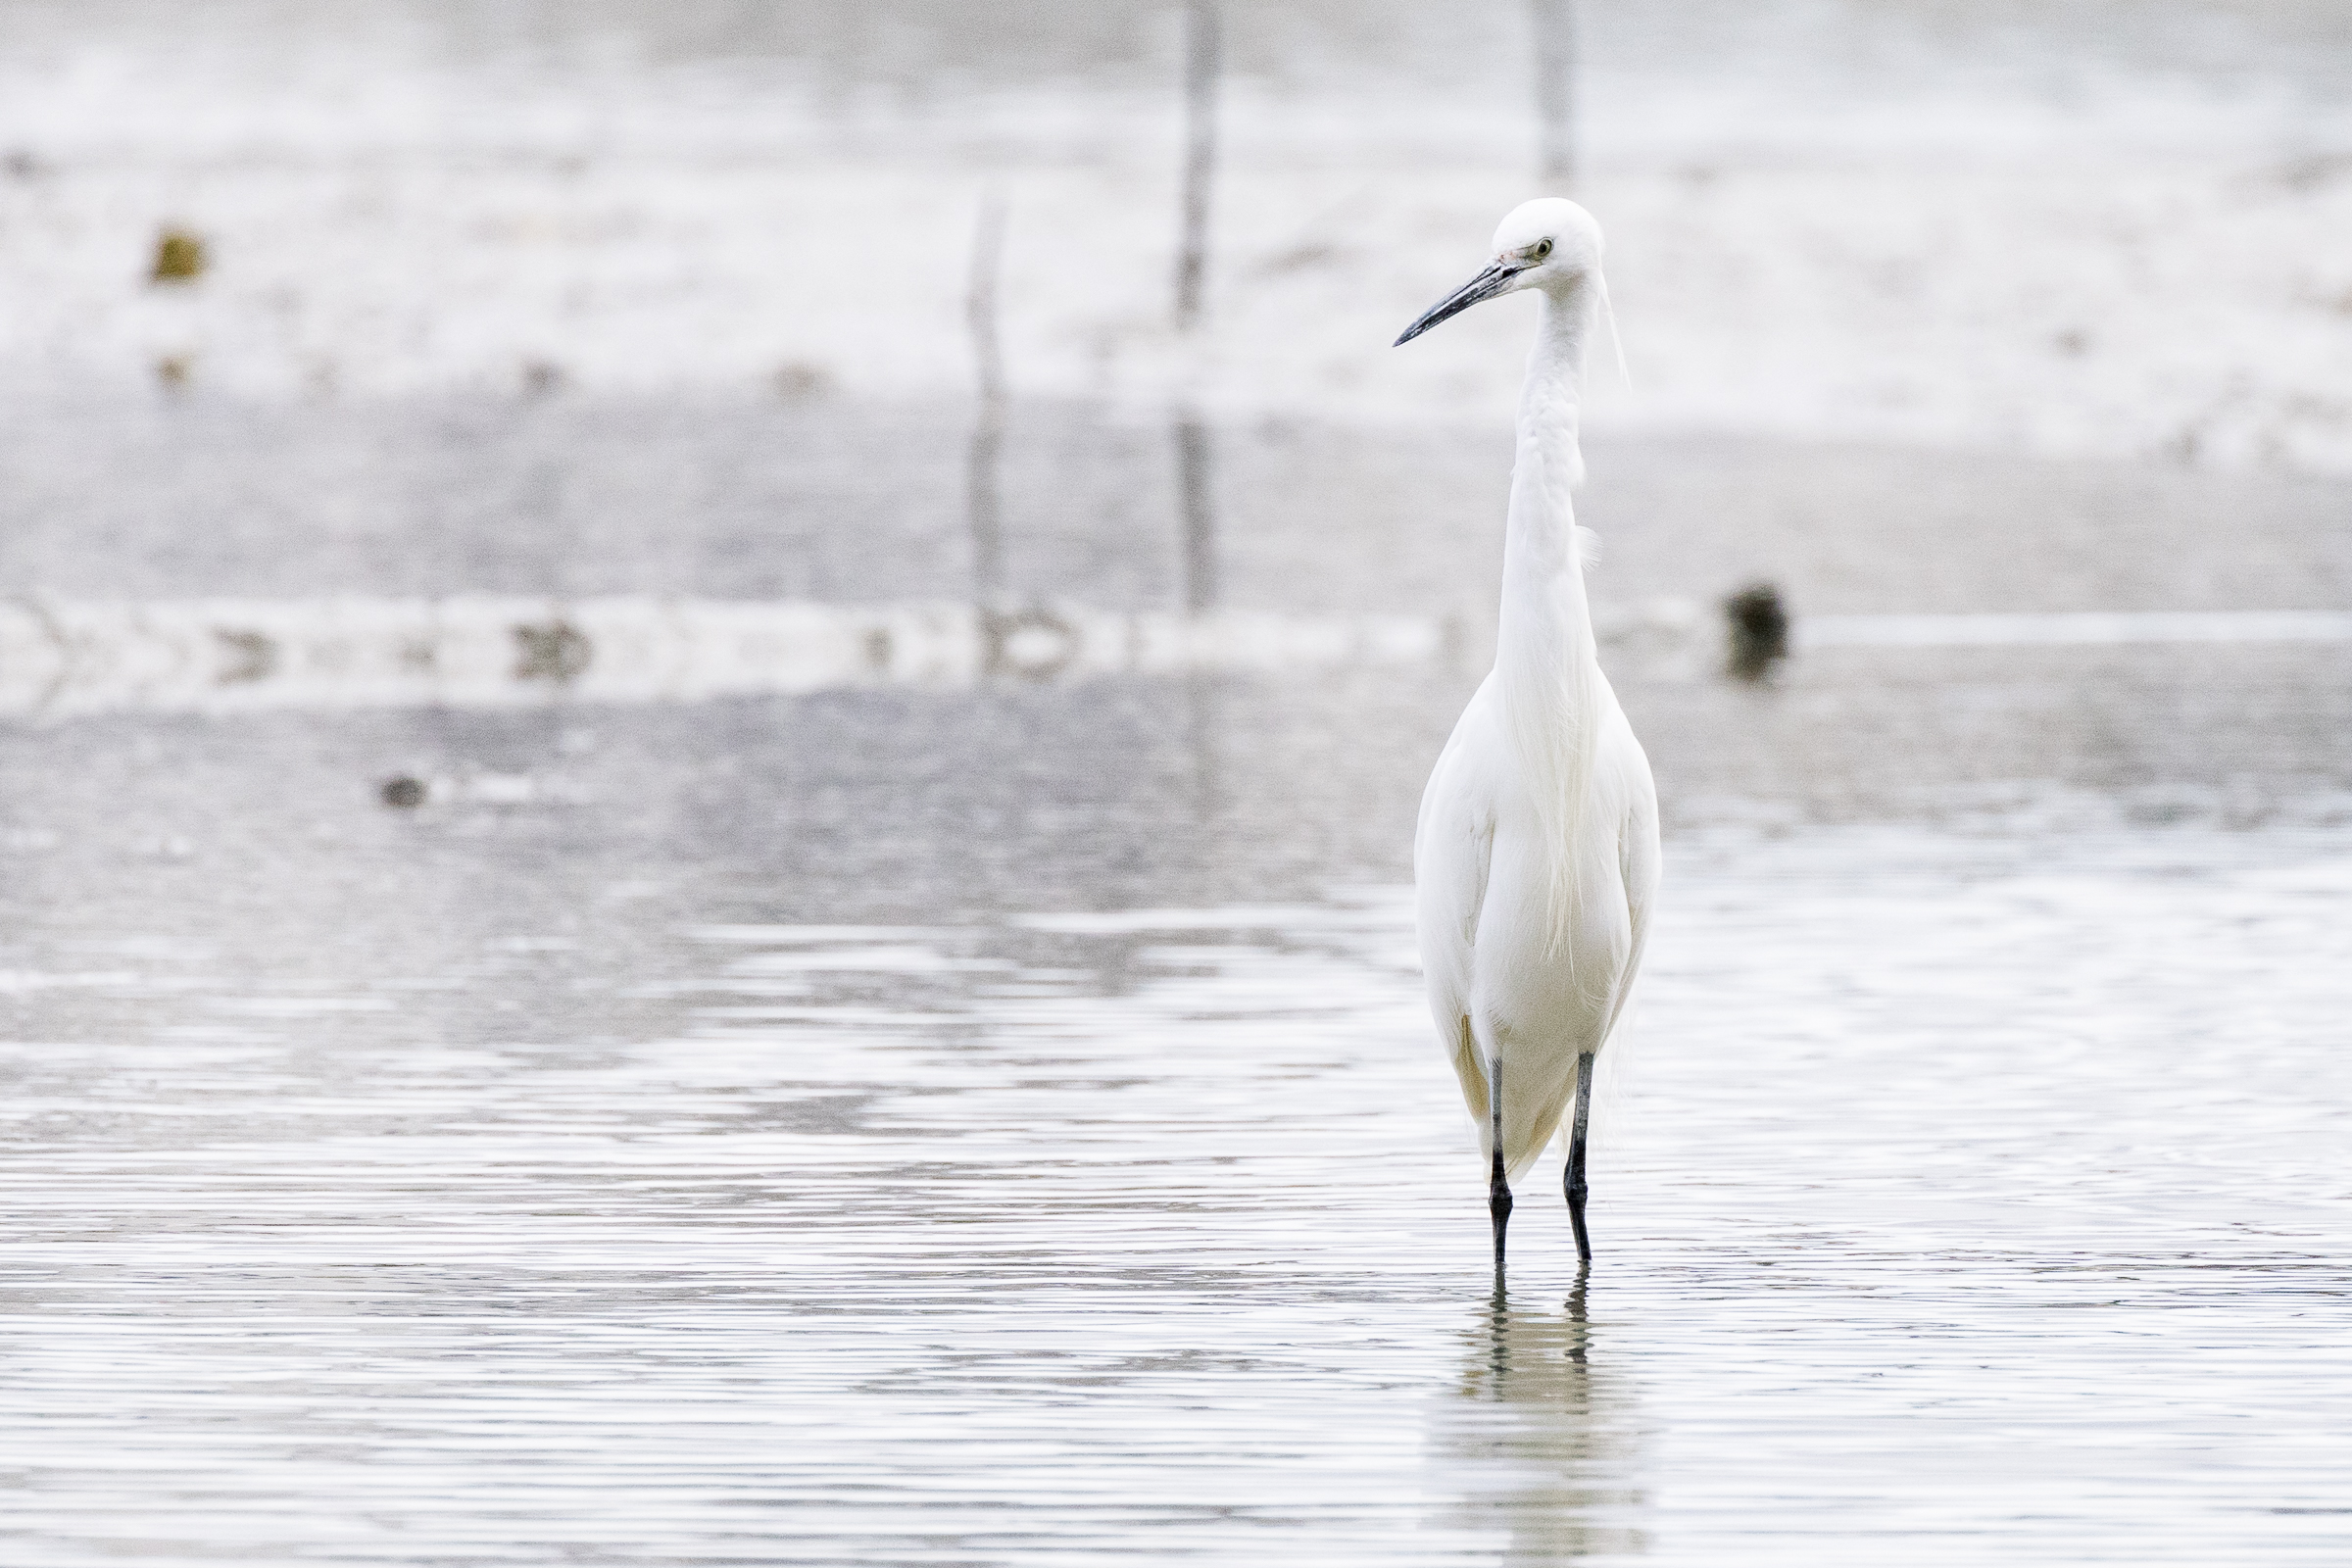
1394 198 1603 346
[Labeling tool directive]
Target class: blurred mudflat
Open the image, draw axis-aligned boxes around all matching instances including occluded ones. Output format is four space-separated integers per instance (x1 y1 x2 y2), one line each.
3 391 2347 810
7 393 2352 612
7 0 2352 462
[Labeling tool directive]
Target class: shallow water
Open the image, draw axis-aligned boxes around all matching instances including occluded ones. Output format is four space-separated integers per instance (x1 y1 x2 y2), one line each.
0 407 2347 1568
0 654 2348 1563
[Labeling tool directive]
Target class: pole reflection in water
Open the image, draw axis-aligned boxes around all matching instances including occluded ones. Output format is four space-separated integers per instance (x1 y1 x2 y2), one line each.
1175 412 1218 617
1433 1280 1648 1562
1174 407 1226 825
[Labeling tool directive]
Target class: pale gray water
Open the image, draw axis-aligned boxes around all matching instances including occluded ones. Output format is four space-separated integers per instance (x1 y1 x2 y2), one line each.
0 621 2347 1563
1 325 2350 1568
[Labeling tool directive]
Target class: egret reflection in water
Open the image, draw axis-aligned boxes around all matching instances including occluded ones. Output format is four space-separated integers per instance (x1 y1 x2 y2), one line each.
1433 1284 1648 1561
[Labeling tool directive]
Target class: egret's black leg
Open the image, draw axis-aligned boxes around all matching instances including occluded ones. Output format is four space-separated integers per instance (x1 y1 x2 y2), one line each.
1565 1050 1596 1263
1488 1055 1513 1276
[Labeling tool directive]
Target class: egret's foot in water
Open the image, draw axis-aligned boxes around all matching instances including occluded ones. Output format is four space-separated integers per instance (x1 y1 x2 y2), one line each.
1565 1050 1596 1264
1488 1054 1512 1274
1489 1155 1514 1274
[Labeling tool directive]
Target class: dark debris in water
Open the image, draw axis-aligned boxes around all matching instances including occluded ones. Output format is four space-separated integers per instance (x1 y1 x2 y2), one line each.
514 620 593 683
212 629 276 684
1725 582 1789 682
150 227 208 284
773 361 833 401
378 775 427 808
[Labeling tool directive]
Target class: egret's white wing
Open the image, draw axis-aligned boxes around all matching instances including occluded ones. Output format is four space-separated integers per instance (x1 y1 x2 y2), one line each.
1414 679 1501 1117
1414 684 1499 988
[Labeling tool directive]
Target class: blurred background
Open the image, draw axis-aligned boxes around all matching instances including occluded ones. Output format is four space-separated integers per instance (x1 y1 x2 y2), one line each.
0 3 2349 1563
2 0 2348 838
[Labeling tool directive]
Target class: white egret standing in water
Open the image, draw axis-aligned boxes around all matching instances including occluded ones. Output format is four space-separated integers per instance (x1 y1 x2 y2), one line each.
1395 199 1659 1273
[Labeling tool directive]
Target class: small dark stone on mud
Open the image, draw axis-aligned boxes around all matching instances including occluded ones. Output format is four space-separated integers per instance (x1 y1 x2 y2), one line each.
380 775 427 808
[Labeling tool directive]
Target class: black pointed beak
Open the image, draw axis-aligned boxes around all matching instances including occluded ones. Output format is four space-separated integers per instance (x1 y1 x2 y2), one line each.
1394 260 1521 346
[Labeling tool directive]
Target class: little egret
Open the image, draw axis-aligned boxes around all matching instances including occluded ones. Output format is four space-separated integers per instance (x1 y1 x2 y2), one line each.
1395 199 1659 1274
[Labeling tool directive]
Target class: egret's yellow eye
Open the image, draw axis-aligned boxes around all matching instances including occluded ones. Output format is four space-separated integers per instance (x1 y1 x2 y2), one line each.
1532 238 1553 261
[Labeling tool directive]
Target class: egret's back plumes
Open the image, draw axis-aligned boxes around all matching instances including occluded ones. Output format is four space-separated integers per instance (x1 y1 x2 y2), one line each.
1597 271 1632 392
1498 532 1605 975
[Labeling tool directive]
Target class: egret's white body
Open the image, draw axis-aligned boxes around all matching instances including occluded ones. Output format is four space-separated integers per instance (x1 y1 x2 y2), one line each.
1396 200 1659 1266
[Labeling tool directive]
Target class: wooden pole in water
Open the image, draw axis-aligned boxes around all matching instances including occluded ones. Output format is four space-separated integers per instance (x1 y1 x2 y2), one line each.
1174 0 1219 332
1172 2 1221 618
1173 2 1224 813
965 189 1009 611
1531 0 1576 191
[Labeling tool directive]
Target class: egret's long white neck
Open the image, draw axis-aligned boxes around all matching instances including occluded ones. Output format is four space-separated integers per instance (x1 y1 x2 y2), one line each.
1496 277 1603 957
1502 280 1594 621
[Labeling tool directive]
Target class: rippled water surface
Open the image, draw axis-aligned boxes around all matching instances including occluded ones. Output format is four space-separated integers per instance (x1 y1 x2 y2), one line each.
0 676 2347 1564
